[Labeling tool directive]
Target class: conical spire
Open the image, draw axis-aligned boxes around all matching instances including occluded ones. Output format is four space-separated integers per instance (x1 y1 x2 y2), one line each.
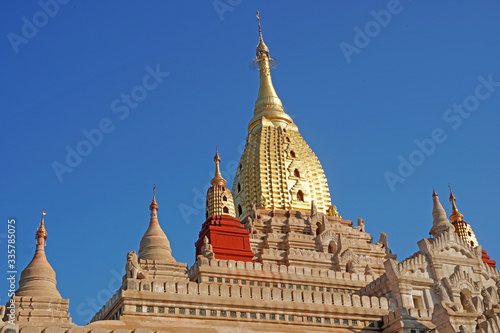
448 184 464 222
249 11 292 132
138 186 175 261
430 189 452 237
447 185 479 248
16 209 62 298
256 10 269 57
211 146 226 186
232 12 332 219
206 148 236 217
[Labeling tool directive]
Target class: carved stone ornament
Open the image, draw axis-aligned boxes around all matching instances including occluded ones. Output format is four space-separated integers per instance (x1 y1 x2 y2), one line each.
126 250 149 279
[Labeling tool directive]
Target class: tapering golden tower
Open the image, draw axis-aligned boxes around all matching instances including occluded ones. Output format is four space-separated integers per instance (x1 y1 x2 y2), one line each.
448 185 478 247
232 12 333 218
206 147 236 218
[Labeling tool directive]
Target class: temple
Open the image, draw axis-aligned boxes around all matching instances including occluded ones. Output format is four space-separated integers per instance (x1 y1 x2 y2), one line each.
3 12 499 333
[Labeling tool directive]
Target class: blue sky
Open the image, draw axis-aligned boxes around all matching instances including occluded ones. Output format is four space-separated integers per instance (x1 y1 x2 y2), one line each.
2 1 499 325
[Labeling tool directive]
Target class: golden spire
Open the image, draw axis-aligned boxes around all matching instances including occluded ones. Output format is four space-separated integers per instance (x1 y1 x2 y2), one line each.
249 11 292 132
206 147 236 217
232 12 332 218
211 146 226 186
256 11 269 56
448 184 464 222
447 185 479 247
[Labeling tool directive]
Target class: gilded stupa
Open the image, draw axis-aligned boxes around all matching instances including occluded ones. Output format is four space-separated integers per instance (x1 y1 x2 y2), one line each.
205 147 236 218
232 11 333 218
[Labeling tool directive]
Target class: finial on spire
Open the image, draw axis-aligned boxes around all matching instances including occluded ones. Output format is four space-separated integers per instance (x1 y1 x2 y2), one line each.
150 184 159 211
256 10 261 35
36 209 48 245
254 10 269 59
214 145 221 164
256 11 264 48
211 146 226 186
448 184 464 222
433 187 437 197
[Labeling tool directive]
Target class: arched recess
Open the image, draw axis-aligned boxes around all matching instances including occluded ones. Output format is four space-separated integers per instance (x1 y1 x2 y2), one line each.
294 169 300 178
297 190 304 202
316 222 322 236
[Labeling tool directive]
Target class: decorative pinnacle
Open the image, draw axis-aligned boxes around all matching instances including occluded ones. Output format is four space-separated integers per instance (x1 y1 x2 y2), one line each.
448 184 464 222
211 146 226 186
150 184 159 211
255 10 269 58
36 209 48 245
433 187 437 197
257 11 261 35
214 146 221 164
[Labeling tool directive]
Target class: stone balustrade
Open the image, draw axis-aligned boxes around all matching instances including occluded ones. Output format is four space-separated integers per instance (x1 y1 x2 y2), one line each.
116 278 389 311
188 258 376 283
90 290 122 323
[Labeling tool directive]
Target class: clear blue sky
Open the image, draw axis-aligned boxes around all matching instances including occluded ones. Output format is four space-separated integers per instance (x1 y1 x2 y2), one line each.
2 1 499 326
